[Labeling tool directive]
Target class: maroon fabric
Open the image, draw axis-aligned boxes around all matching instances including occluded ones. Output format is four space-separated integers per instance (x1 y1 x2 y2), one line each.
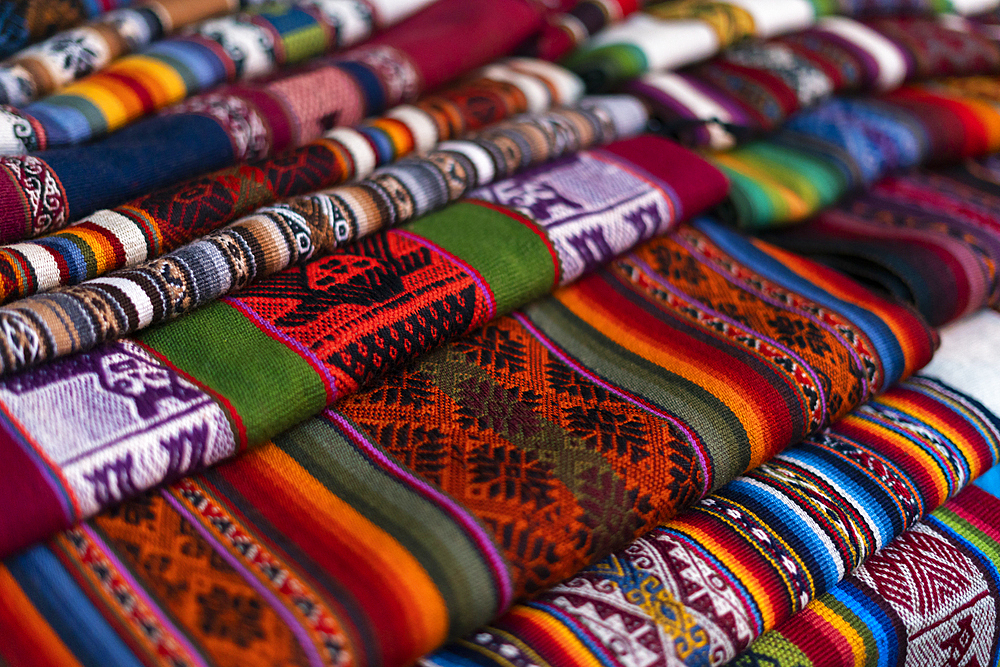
368 0 546 89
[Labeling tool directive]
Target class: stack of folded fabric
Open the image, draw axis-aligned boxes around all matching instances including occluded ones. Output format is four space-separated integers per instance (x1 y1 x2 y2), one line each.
2 1 1000 666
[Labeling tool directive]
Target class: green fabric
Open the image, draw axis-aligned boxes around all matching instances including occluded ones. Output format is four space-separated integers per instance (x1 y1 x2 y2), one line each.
406 201 558 315
275 415 503 638
139 302 329 445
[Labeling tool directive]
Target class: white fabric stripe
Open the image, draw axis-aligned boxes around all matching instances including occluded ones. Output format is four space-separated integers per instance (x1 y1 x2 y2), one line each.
479 65 551 113
815 17 908 91
6 242 60 294
88 209 150 266
87 276 155 329
948 0 1000 14
369 0 435 26
727 0 816 38
436 140 495 188
590 15 720 73
741 475 851 586
922 310 1000 418
324 127 378 180
385 105 439 154
504 58 585 106
639 71 736 150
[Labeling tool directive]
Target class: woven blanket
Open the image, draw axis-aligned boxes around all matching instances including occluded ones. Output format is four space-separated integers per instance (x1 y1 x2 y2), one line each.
0 0 437 148
0 58 584 300
0 0 544 238
0 214 933 667
740 484 1000 667
566 0 1000 91
630 14 1000 150
426 307 999 666
714 77 1000 228
0 0 132 60
521 0 642 62
0 0 266 107
761 156 1000 327
0 93 650 375
737 310 1000 667
0 133 728 558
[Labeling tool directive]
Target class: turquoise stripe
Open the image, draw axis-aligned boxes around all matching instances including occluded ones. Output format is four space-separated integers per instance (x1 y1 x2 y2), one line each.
7 545 145 667
694 217 907 388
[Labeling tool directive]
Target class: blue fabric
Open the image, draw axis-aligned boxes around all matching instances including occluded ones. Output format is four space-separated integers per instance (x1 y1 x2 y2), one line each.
7 546 144 667
39 113 235 219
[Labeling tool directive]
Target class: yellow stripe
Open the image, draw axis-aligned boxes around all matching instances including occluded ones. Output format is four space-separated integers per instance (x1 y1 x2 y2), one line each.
114 56 189 108
515 606 602 666
64 78 132 131
812 598 867 667
711 153 811 221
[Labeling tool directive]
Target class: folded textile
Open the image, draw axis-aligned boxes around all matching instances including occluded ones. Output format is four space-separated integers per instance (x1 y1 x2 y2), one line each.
0 93 649 375
566 0 821 93
0 58 583 301
427 307 999 667
566 0 1000 92
631 14 1000 150
0 214 933 667
735 310 1000 667
737 484 1000 667
0 133 730 559
0 0 547 238
714 79 1000 228
0 0 261 107
761 155 1000 327
0 0 132 60
0 0 438 148
519 0 642 62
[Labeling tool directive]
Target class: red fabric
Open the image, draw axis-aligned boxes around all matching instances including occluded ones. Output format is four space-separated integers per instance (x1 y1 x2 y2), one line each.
600 135 732 219
369 0 546 89
0 422 71 555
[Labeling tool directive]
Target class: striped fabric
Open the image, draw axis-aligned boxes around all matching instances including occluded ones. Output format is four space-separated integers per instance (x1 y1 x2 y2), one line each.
0 0 250 107
714 77 1000 228
0 58 584 302
426 308 1000 667
0 213 933 667
521 0 643 62
0 0 132 60
428 382 999 665
0 133 731 558
0 0 548 245
566 0 1000 92
739 484 1000 667
0 93 649 374
0 0 436 148
762 156 1000 327
738 310 1000 666
630 14 1000 150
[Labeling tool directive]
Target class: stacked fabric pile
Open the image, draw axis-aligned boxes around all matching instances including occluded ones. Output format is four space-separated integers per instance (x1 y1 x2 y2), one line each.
1 1 1000 666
